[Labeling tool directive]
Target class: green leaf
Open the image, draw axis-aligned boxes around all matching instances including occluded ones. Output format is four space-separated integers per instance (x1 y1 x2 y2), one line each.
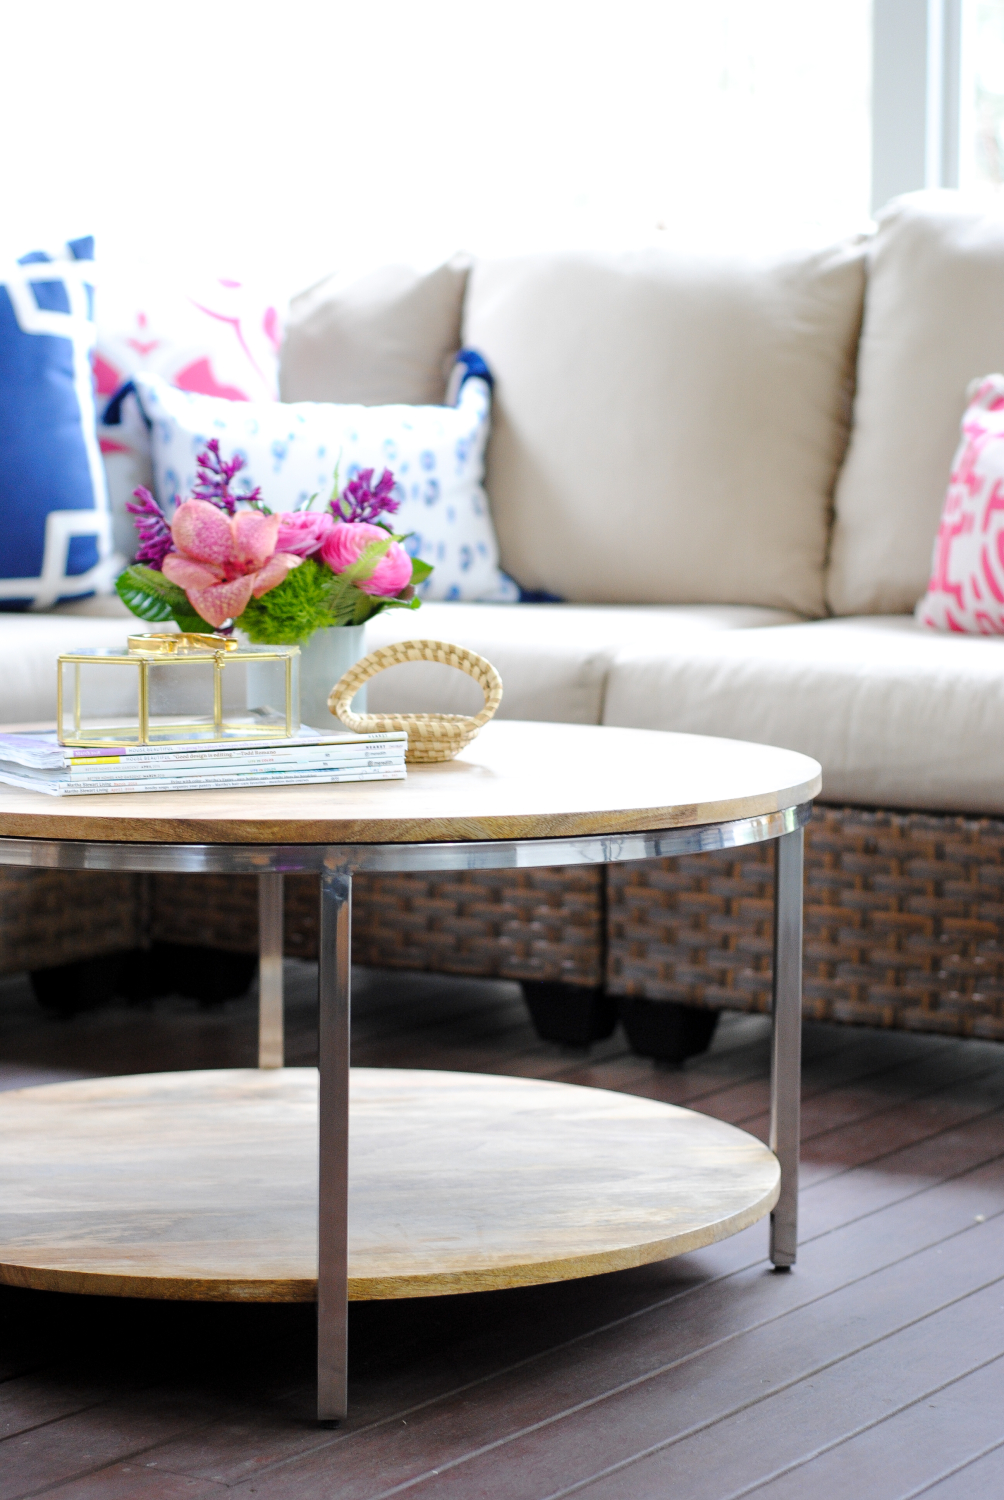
115 568 174 623
328 458 342 514
409 556 433 585
340 536 393 586
116 565 208 633
116 565 189 619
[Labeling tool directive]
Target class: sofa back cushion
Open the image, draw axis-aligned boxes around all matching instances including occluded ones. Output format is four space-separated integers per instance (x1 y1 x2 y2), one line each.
280 258 470 407
463 242 866 616
0 236 115 609
828 191 1004 616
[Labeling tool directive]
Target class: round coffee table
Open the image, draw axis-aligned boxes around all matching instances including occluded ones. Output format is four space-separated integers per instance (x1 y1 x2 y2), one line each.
0 721 820 1422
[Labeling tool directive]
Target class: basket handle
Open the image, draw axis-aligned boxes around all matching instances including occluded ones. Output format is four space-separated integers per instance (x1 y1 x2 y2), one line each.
328 639 503 731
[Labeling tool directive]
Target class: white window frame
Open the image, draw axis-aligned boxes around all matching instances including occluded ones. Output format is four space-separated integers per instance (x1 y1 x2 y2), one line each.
872 0 964 211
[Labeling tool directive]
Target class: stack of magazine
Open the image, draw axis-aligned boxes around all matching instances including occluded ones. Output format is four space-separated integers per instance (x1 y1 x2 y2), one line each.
0 728 408 797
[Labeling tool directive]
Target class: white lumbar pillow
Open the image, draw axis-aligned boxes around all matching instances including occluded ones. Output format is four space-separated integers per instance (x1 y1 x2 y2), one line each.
464 241 867 617
121 357 516 603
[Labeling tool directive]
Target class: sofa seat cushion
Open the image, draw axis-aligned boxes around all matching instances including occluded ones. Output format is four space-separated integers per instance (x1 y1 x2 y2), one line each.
464 242 865 616
0 613 142 726
0 602 799 731
364 602 800 726
603 616 1004 814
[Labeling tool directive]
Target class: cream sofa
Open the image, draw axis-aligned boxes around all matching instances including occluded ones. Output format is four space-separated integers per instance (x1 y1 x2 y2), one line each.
5 189 1004 1055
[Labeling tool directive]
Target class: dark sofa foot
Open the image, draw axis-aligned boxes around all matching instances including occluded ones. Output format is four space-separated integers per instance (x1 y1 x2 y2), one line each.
30 944 260 1015
29 955 121 1016
521 981 619 1047
618 998 720 1065
117 943 258 1005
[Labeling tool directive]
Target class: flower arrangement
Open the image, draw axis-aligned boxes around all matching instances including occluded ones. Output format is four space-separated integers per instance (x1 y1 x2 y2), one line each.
115 441 430 644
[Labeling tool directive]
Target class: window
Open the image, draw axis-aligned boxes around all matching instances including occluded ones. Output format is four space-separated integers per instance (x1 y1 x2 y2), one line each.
0 1 872 296
961 0 1004 188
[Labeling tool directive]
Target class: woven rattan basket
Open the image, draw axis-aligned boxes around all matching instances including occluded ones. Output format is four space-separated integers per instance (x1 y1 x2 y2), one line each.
328 639 503 763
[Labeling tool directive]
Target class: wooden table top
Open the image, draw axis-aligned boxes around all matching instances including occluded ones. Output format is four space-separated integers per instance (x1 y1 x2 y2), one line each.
0 721 821 846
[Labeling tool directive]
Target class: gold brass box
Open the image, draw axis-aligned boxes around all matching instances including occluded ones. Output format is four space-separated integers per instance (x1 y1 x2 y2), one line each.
57 633 300 747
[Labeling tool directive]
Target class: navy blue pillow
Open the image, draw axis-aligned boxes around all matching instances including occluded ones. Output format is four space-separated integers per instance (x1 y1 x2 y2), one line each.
0 237 115 609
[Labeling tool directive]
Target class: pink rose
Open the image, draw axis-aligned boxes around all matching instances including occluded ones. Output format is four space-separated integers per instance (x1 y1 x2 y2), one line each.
161 500 302 629
320 521 414 597
274 510 335 557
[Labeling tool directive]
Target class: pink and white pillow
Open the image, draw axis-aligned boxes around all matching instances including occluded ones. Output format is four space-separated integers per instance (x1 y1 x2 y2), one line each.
916 374 1004 635
93 276 282 560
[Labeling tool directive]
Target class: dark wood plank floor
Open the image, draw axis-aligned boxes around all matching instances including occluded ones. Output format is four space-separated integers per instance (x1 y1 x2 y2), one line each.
1 960 1002 1500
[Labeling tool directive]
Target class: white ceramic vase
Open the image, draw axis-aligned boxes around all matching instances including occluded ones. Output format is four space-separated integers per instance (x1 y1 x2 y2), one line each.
297 625 367 731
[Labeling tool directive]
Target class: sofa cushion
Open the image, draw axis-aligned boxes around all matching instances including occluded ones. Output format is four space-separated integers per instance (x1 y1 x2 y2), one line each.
1 237 115 609
463 242 865 616
0 614 141 726
95 274 282 562
828 191 1004 616
128 363 516 604
914 372 1004 635
280 259 470 407
603 616 1004 814
1 602 798 731
365 602 800 725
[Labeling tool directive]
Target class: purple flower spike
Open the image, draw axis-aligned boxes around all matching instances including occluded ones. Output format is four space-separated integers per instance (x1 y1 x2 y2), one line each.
192 437 261 514
126 486 173 569
334 467 400 524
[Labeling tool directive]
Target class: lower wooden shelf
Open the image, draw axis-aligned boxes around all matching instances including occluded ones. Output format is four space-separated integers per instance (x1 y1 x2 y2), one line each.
0 1067 780 1302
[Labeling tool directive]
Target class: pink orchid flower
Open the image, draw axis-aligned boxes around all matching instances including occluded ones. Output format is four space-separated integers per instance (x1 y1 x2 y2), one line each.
320 521 413 596
275 510 335 557
161 500 302 628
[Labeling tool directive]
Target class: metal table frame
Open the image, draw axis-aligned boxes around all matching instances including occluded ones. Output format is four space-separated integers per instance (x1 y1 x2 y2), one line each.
0 799 808 1424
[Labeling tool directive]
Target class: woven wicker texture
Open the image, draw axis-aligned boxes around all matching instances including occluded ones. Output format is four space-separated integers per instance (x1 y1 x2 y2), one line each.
149 866 604 986
607 805 1004 1041
149 874 260 955
0 869 142 977
328 639 503 762
14 802 1003 1042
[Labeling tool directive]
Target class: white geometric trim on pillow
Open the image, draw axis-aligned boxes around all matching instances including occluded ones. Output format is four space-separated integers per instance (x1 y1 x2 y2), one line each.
0 248 118 607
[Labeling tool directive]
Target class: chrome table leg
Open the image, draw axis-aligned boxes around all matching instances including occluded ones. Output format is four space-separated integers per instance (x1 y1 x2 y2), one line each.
317 869 352 1423
258 872 285 1069
769 825 803 1268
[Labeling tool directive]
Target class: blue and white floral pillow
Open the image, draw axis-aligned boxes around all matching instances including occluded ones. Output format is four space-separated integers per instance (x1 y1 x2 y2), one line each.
0 237 116 608
114 352 517 602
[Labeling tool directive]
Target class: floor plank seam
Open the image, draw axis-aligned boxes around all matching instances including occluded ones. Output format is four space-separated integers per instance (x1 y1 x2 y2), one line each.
0 1365 48 1388
797 1144 1004 1245
730 1059 1004 1144
897 1433 1004 1500
777 1035 961 1100
267 1172 1004 1484
796 1101 1004 1192
528 1338 1004 1500
321 1247 1004 1500
712 1350 1004 1500
9 1436 230 1500
0 1384 158 1448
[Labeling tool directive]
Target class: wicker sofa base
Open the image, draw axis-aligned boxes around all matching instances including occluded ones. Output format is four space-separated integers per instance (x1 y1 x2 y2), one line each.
608 805 1004 1042
147 866 606 988
4 805 1004 1042
0 869 142 977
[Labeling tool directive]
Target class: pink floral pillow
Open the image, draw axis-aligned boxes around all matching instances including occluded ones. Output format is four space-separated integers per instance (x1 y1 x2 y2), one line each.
93 276 282 562
916 374 1004 634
